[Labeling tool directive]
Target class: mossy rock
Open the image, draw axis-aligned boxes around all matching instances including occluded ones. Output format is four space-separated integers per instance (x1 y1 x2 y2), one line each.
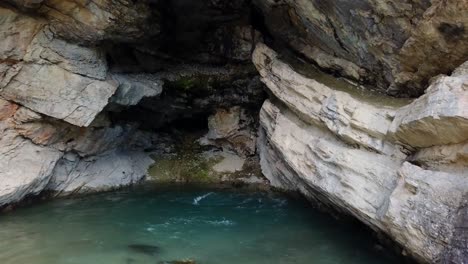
147 147 223 183
165 75 216 95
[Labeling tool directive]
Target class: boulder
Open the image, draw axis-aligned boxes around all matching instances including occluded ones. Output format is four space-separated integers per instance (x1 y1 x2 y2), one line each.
389 69 468 148
0 130 62 207
46 150 153 195
200 106 257 156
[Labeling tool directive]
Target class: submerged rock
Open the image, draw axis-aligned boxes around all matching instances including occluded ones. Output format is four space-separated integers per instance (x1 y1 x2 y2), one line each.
128 244 161 256
158 260 196 264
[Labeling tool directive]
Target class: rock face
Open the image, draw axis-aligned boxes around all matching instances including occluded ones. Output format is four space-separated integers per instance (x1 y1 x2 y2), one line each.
0 1 467 263
0 96 153 206
200 106 257 156
0 8 117 127
0 0 265 208
253 43 468 263
254 0 468 96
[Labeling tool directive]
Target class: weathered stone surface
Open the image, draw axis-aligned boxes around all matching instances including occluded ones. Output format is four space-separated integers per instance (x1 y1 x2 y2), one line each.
439 193 468 264
396 0 468 94
253 43 405 155
412 141 468 174
24 27 108 80
0 6 117 127
254 43 468 263
200 106 257 156
1 63 117 127
111 74 163 106
0 2 466 263
389 68 468 148
113 64 265 130
0 130 62 207
254 0 468 96
37 0 158 44
46 150 153 195
384 162 468 263
259 100 403 228
0 96 155 205
0 7 44 61
5 0 45 10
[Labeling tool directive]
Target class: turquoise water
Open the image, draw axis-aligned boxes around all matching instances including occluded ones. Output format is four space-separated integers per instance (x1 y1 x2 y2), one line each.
0 186 407 264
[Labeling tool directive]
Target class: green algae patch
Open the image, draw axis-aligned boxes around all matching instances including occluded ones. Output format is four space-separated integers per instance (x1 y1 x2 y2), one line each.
147 133 264 184
147 136 224 183
166 75 214 93
147 151 222 183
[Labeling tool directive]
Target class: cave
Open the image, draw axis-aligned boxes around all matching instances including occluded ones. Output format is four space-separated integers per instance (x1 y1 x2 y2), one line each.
0 1 467 264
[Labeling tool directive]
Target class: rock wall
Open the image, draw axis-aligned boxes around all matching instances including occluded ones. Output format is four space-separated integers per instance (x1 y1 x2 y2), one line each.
253 43 468 263
0 0 264 207
0 1 467 263
254 0 468 96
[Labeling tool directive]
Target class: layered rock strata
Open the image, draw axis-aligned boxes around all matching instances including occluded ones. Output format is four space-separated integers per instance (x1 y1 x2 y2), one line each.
0 1 264 206
254 0 468 96
253 43 468 263
0 1 467 263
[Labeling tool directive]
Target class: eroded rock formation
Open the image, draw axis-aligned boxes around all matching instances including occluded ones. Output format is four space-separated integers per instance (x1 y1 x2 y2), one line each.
0 1 467 263
0 0 265 205
253 44 468 263
255 0 468 96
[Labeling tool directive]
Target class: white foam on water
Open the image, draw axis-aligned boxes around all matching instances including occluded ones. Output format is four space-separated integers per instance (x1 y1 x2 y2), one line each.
205 219 236 226
192 192 213 205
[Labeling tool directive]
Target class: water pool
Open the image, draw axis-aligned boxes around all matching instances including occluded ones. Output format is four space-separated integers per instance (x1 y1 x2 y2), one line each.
0 186 408 264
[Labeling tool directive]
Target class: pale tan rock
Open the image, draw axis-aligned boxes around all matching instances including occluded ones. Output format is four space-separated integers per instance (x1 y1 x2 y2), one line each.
1 63 117 127
201 106 257 156
253 43 404 155
389 71 468 148
0 6 116 127
384 162 468 262
255 43 468 263
259 100 403 228
289 39 365 82
110 74 163 106
0 7 44 61
45 150 153 195
0 97 153 205
396 0 468 92
24 27 108 80
0 99 18 121
0 130 62 206
411 141 468 173
212 151 246 173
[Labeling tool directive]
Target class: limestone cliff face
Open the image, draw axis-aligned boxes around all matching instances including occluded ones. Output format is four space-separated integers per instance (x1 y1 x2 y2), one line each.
253 44 468 263
255 0 468 96
0 0 263 204
0 1 467 263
